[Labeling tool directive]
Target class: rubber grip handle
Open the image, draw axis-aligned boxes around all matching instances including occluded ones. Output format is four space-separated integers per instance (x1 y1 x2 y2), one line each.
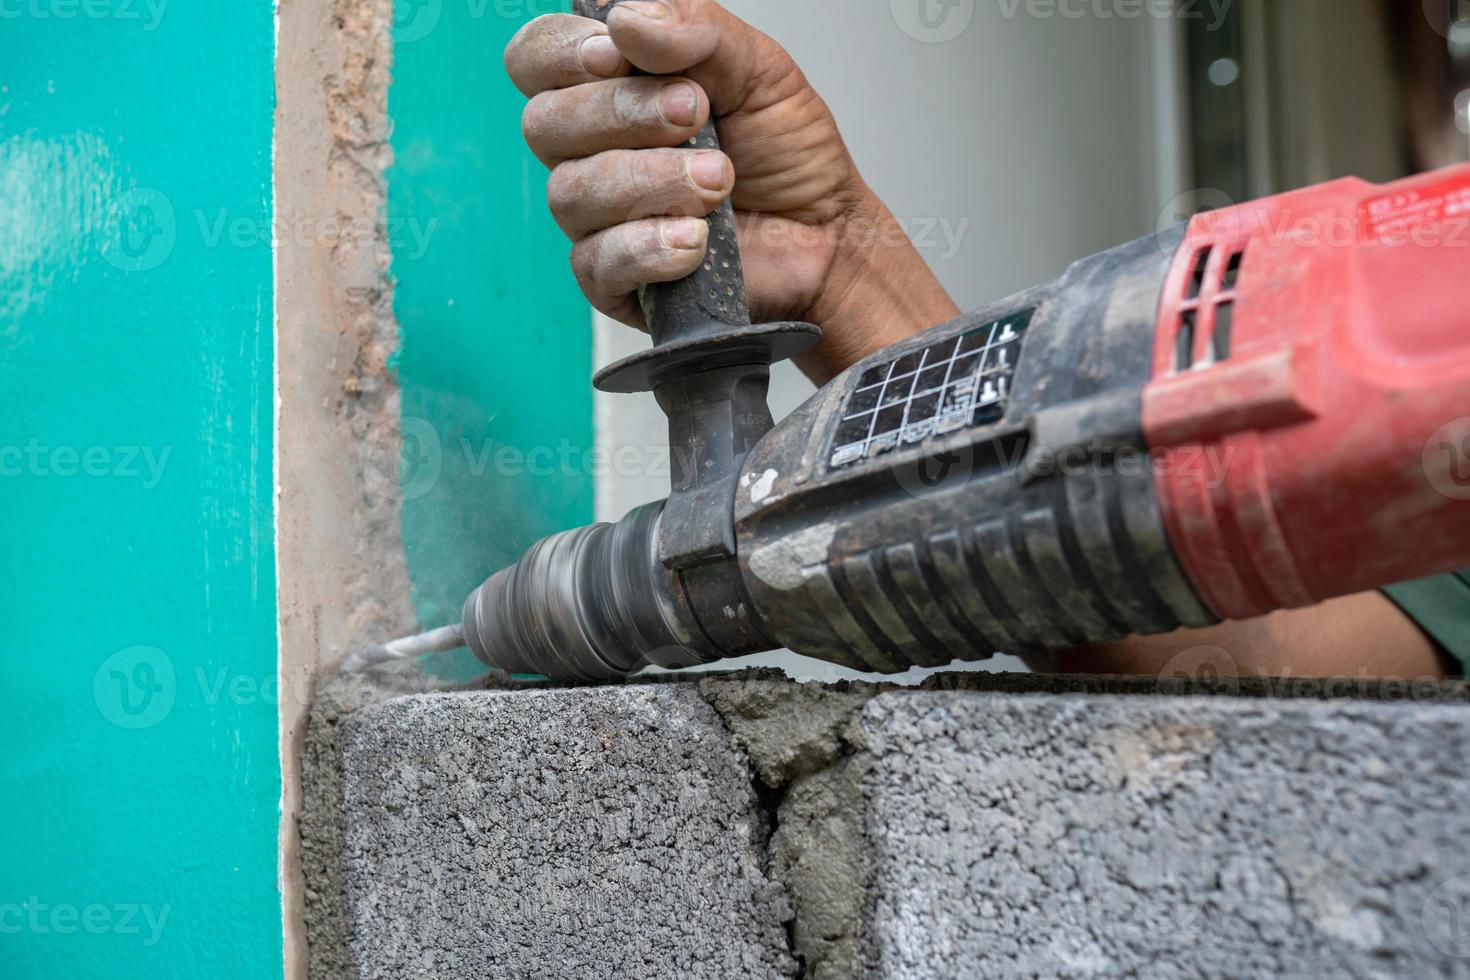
571 0 752 345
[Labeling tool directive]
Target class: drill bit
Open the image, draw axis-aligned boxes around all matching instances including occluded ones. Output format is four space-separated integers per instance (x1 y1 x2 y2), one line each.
341 623 466 673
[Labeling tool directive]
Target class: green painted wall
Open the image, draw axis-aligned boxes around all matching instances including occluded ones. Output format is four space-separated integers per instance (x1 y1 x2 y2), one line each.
389 1 594 673
0 6 281 978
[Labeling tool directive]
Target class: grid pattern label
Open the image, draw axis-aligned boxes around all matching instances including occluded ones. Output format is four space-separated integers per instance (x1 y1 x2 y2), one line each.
829 310 1033 469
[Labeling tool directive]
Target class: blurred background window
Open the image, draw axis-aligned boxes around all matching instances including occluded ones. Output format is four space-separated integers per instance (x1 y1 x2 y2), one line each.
1185 0 1470 203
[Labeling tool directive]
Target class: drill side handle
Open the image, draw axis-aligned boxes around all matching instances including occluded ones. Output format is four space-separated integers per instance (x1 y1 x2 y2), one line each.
571 0 818 658
573 0 820 397
572 0 750 344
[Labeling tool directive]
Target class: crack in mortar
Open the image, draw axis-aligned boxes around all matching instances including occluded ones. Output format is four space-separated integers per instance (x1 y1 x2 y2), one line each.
699 675 886 980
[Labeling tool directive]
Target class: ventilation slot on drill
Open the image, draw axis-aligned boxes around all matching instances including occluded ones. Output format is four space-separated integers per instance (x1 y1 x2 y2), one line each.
1186 247 1212 299
1211 301 1234 363
1175 310 1198 372
1174 246 1244 372
1207 248 1244 364
1222 249 1244 290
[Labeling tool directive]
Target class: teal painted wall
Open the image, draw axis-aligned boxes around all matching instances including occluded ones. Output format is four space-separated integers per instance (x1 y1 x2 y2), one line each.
0 5 281 978
389 1 595 672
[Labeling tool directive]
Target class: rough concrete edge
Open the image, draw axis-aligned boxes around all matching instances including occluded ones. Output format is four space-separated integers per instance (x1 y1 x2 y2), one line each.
275 1 418 976
297 674 388 980
914 668 1470 703
301 666 525 979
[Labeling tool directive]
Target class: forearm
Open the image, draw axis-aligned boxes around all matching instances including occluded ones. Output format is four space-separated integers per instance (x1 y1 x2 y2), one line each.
796 184 961 384
1027 592 1454 680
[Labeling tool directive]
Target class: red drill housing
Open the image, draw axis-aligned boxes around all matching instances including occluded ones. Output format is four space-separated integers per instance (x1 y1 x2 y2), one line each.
1146 164 1470 620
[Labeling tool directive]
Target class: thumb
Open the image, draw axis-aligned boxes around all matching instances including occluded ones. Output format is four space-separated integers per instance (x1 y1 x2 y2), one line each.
600 0 797 115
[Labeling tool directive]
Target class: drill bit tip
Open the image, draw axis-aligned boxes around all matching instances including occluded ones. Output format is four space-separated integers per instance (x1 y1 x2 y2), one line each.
341 623 466 673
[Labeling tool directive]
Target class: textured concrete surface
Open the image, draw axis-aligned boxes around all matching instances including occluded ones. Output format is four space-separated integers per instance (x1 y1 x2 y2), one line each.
301 664 533 979
305 673 1470 979
860 691 1470 979
331 685 794 978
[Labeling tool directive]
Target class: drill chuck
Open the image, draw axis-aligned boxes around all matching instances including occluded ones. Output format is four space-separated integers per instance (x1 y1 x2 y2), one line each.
461 503 721 682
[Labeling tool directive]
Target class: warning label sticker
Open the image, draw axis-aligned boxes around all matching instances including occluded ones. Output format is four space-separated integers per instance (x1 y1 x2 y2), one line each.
1361 171 1470 244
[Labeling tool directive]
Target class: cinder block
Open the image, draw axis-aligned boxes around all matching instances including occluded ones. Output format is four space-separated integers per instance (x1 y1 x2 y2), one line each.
859 691 1470 979
334 686 795 979
308 675 1470 979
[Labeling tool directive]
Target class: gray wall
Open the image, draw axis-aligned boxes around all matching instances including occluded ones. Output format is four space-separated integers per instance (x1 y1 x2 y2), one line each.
595 0 1181 680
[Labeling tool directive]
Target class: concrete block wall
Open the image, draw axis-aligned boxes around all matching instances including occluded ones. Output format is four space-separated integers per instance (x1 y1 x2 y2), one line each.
303 673 1470 978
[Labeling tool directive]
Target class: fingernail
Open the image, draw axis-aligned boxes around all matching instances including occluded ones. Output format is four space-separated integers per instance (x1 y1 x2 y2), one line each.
686 151 727 192
661 218 706 251
578 35 623 77
658 82 699 127
618 0 672 20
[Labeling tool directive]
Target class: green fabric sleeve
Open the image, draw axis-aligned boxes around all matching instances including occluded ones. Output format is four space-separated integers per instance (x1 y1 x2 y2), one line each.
1383 570 1470 675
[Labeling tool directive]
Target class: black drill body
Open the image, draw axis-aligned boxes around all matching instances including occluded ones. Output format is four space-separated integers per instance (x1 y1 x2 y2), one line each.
462 226 1217 681
734 228 1217 673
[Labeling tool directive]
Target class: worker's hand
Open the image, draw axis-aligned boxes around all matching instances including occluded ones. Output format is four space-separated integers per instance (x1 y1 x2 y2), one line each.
505 0 960 381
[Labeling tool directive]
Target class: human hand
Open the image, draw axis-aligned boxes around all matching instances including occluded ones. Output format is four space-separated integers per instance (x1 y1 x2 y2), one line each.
505 0 960 381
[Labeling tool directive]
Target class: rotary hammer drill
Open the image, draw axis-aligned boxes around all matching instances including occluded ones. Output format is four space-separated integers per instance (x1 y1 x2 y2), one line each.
444 1 1470 682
